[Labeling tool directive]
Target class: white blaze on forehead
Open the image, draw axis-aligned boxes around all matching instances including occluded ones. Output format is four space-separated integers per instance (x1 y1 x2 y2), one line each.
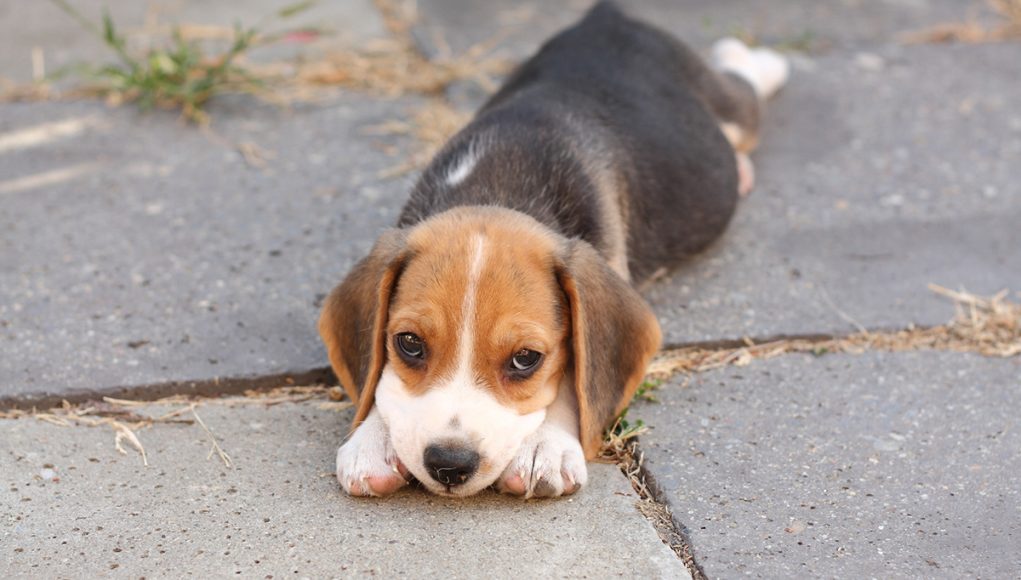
445 142 483 186
453 234 487 382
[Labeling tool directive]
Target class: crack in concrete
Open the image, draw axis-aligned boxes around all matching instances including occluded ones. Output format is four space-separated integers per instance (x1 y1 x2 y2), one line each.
0 366 336 411
650 286 1019 380
5 286 1016 412
615 439 707 579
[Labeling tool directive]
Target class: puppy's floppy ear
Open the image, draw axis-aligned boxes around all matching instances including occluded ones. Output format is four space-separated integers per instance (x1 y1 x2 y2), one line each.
319 229 408 428
557 240 662 459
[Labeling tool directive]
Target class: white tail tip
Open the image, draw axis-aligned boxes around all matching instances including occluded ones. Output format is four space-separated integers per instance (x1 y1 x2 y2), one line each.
712 37 790 100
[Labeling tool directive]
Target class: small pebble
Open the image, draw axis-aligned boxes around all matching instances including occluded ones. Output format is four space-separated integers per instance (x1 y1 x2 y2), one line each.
855 52 885 72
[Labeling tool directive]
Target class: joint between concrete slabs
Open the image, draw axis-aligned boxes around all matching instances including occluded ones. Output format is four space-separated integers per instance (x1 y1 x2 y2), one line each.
621 442 710 579
0 366 336 411
1 316 1005 412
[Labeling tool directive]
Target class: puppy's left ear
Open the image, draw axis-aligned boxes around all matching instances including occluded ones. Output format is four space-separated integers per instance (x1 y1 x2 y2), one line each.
557 240 662 459
319 229 408 429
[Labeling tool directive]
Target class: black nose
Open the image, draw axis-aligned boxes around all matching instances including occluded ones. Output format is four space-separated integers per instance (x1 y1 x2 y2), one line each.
423 444 480 487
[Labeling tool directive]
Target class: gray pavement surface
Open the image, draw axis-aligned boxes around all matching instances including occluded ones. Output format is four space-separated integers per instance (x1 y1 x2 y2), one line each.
1 399 688 579
413 0 981 59
1 97 416 403
637 351 1021 578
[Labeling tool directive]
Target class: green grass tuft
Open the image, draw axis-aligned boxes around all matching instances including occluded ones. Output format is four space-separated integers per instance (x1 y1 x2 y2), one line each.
48 0 317 123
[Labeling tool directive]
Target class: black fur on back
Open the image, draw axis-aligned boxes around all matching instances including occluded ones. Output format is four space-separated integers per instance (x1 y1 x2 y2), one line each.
397 1 738 283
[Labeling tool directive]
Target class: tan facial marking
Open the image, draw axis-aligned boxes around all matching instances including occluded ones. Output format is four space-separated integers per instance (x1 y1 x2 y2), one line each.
386 209 568 412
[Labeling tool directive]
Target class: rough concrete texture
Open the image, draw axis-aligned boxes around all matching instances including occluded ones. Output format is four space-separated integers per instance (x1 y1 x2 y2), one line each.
412 0 980 58
1 401 689 579
0 0 385 83
636 352 1021 578
0 97 417 402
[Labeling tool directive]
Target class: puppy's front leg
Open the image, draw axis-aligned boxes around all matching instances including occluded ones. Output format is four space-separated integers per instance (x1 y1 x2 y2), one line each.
497 379 588 498
336 407 409 497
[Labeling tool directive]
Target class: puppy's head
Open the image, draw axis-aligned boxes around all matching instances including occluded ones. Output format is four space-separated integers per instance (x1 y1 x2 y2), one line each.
319 207 660 496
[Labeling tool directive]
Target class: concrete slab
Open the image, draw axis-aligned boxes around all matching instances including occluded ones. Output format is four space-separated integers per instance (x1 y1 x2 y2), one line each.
0 0 385 83
635 351 1021 577
1 399 688 578
0 97 418 403
647 42 1021 344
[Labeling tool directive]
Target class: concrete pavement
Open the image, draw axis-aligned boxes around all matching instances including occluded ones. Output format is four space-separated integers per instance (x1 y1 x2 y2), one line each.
638 352 1021 577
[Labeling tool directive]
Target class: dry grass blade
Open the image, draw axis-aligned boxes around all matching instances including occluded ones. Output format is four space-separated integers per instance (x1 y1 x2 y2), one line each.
0 408 31 419
190 404 233 468
317 401 355 412
102 396 146 406
112 420 149 466
35 413 74 427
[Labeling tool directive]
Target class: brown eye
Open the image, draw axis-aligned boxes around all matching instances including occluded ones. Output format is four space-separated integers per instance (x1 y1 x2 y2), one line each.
395 332 426 364
508 349 543 378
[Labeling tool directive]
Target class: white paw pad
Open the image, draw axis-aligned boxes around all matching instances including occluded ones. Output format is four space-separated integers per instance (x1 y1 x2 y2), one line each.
497 427 587 498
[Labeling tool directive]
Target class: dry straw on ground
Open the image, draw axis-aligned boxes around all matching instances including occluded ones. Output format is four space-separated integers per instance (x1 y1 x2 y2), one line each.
363 98 472 177
0 384 351 466
901 0 1021 44
646 284 1021 382
286 0 512 98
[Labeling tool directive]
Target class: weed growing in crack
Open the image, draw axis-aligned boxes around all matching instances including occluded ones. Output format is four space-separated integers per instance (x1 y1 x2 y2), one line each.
634 378 663 403
599 408 648 462
47 0 318 123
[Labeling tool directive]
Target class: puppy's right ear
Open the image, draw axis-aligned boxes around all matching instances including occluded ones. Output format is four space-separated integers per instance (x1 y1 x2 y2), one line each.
318 229 408 428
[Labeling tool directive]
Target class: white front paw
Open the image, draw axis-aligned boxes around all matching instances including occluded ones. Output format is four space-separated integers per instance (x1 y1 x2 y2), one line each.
497 426 587 498
336 411 408 497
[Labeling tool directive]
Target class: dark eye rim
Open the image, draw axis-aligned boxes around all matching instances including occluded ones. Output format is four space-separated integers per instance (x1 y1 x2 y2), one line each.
507 348 544 380
394 332 426 366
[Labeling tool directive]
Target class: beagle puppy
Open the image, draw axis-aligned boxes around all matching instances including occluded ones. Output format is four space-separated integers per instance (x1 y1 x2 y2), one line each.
319 1 788 498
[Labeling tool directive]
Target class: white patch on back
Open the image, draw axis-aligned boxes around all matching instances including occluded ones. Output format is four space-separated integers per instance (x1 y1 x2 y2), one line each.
445 142 483 186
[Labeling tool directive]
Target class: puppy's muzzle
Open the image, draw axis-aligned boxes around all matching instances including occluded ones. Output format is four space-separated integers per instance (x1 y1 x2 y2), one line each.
423 443 480 487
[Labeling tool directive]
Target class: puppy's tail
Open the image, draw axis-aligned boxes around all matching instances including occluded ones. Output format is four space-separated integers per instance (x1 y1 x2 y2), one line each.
711 37 790 100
